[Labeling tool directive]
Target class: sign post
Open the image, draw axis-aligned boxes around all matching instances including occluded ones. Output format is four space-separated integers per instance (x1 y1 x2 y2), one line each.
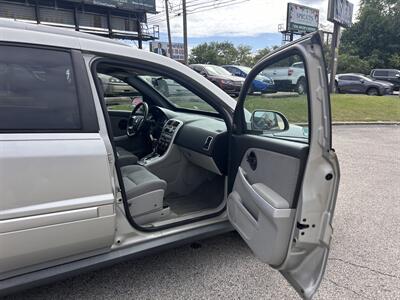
328 0 354 93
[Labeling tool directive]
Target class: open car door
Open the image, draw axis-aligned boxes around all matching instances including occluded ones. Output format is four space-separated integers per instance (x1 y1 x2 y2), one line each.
227 31 340 299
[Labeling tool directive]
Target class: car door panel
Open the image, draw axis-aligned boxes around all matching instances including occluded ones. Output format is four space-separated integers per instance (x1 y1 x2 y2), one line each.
0 133 116 278
227 32 340 299
108 110 130 137
108 110 152 157
229 134 309 206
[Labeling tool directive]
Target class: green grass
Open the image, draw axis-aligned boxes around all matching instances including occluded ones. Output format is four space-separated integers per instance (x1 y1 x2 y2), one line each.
108 94 400 123
330 94 400 122
245 94 400 123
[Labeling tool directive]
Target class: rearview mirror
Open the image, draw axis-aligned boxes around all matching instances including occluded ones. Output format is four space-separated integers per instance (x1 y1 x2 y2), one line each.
251 110 289 132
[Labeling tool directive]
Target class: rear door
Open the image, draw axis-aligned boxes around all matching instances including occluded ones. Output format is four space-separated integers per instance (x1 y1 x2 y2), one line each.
0 45 116 280
227 32 340 299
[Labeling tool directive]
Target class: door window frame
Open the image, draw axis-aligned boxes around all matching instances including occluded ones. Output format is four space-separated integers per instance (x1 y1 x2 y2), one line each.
89 57 234 232
233 48 312 144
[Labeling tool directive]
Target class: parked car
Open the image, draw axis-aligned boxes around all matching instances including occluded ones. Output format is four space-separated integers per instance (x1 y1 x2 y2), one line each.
0 19 340 300
98 73 138 96
222 65 276 94
261 61 307 94
190 64 244 97
370 69 400 91
335 73 393 95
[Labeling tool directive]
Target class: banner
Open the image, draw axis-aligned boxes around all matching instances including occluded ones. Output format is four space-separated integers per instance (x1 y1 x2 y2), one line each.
328 0 354 28
287 3 319 33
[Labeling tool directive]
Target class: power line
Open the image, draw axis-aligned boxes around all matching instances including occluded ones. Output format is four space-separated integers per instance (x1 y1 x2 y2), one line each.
147 0 235 22
148 0 249 24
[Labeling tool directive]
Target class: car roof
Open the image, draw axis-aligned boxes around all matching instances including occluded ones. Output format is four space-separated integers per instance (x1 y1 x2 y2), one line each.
337 73 364 76
372 69 399 71
0 18 185 71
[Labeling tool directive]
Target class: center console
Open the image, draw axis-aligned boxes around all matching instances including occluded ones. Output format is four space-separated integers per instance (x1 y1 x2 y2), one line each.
139 119 182 166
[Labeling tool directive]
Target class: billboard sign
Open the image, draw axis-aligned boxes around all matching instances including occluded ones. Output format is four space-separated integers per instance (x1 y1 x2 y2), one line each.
286 3 319 33
150 42 185 61
66 0 156 12
328 0 354 28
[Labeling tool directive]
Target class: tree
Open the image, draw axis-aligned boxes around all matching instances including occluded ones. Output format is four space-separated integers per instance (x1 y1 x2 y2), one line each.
252 47 271 65
188 41 239 65
339 0 400 71
235 45 253 66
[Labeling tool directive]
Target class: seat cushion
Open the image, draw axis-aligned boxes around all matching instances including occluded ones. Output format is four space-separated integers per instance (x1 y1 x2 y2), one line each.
121 165 167 199
116 146 137 158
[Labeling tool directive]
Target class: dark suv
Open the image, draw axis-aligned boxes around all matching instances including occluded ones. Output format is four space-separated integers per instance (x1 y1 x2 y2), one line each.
370 69 400 91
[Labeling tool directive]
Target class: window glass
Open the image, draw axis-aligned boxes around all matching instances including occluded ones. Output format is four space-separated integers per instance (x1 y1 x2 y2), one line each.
139 76 217 113
203 65 232 76
0 46 80 131
244 54 309 143
374 70 388 76
98 73 142 111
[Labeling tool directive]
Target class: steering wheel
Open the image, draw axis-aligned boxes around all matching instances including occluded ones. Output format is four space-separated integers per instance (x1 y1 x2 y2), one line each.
127 102 149 137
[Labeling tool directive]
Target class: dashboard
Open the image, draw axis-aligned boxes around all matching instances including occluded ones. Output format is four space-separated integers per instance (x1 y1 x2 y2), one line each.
147 106 228 174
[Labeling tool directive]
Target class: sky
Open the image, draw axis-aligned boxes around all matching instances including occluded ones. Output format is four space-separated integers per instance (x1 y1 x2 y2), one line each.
138 0 360 52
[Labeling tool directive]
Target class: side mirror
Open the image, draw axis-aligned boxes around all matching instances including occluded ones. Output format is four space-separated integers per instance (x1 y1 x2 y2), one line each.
360 79 365 83
200 71 207 77
251 110 289 132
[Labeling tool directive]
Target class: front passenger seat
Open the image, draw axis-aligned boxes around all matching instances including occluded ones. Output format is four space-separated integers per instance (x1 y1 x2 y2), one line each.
121 165 167 222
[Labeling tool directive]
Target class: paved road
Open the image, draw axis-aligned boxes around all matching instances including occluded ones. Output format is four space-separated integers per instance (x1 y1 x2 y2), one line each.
7 126 400 300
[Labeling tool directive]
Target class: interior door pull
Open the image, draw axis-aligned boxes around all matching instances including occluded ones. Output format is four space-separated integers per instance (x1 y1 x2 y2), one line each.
247 151 257 170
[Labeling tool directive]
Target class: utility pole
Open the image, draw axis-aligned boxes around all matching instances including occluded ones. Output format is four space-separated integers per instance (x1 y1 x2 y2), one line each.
165 0 173 59
182 0 188 64
329 23 341 93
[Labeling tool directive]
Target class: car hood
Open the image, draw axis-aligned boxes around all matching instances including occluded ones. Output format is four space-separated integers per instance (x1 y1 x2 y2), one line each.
272 124 309 140
210 74 245 82
373 80 394 87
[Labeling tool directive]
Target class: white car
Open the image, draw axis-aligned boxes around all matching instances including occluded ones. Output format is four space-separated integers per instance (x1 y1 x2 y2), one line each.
0 19 339 300
262 61 307 94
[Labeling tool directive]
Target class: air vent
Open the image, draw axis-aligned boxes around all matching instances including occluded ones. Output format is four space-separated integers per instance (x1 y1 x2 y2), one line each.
203 136 213 151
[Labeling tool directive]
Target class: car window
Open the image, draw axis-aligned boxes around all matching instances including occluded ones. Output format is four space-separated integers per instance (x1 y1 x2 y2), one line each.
388 70 399 77
191 65 202 73
203 65 232 76
292 62 304 68
341 75 359 81
98 73 142 111
374 70 389 77
238 66 252 74
0 45 81 131
139 76 217 113
241 54 309 143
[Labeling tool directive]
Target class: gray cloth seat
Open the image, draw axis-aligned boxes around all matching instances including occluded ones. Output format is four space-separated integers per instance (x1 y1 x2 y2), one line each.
121 165 167 199
116 146 134 158
116 146 138 166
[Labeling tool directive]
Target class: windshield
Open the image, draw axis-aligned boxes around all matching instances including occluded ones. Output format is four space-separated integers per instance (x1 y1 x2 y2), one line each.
139 75 217 113
360 75 373 81
204 65 232 76
237 66 252 74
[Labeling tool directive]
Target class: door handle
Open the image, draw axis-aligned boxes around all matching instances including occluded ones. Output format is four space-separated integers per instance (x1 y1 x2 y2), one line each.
246 151 257 171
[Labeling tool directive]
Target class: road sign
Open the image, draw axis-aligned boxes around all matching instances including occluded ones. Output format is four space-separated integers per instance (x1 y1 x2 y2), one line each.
286 3 319 34
328 0 354 28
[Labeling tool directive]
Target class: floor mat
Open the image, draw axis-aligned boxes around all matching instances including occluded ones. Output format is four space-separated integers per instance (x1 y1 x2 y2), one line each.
165 177 224 215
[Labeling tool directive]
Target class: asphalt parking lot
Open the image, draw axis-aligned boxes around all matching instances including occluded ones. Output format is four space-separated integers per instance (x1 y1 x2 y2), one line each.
6 125 400 300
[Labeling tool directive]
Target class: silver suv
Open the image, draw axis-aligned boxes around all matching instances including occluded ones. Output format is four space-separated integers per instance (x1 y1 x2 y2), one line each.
0 19 340 299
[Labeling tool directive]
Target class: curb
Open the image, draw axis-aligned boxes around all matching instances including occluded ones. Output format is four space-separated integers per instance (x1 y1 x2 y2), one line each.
332 122 400 126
